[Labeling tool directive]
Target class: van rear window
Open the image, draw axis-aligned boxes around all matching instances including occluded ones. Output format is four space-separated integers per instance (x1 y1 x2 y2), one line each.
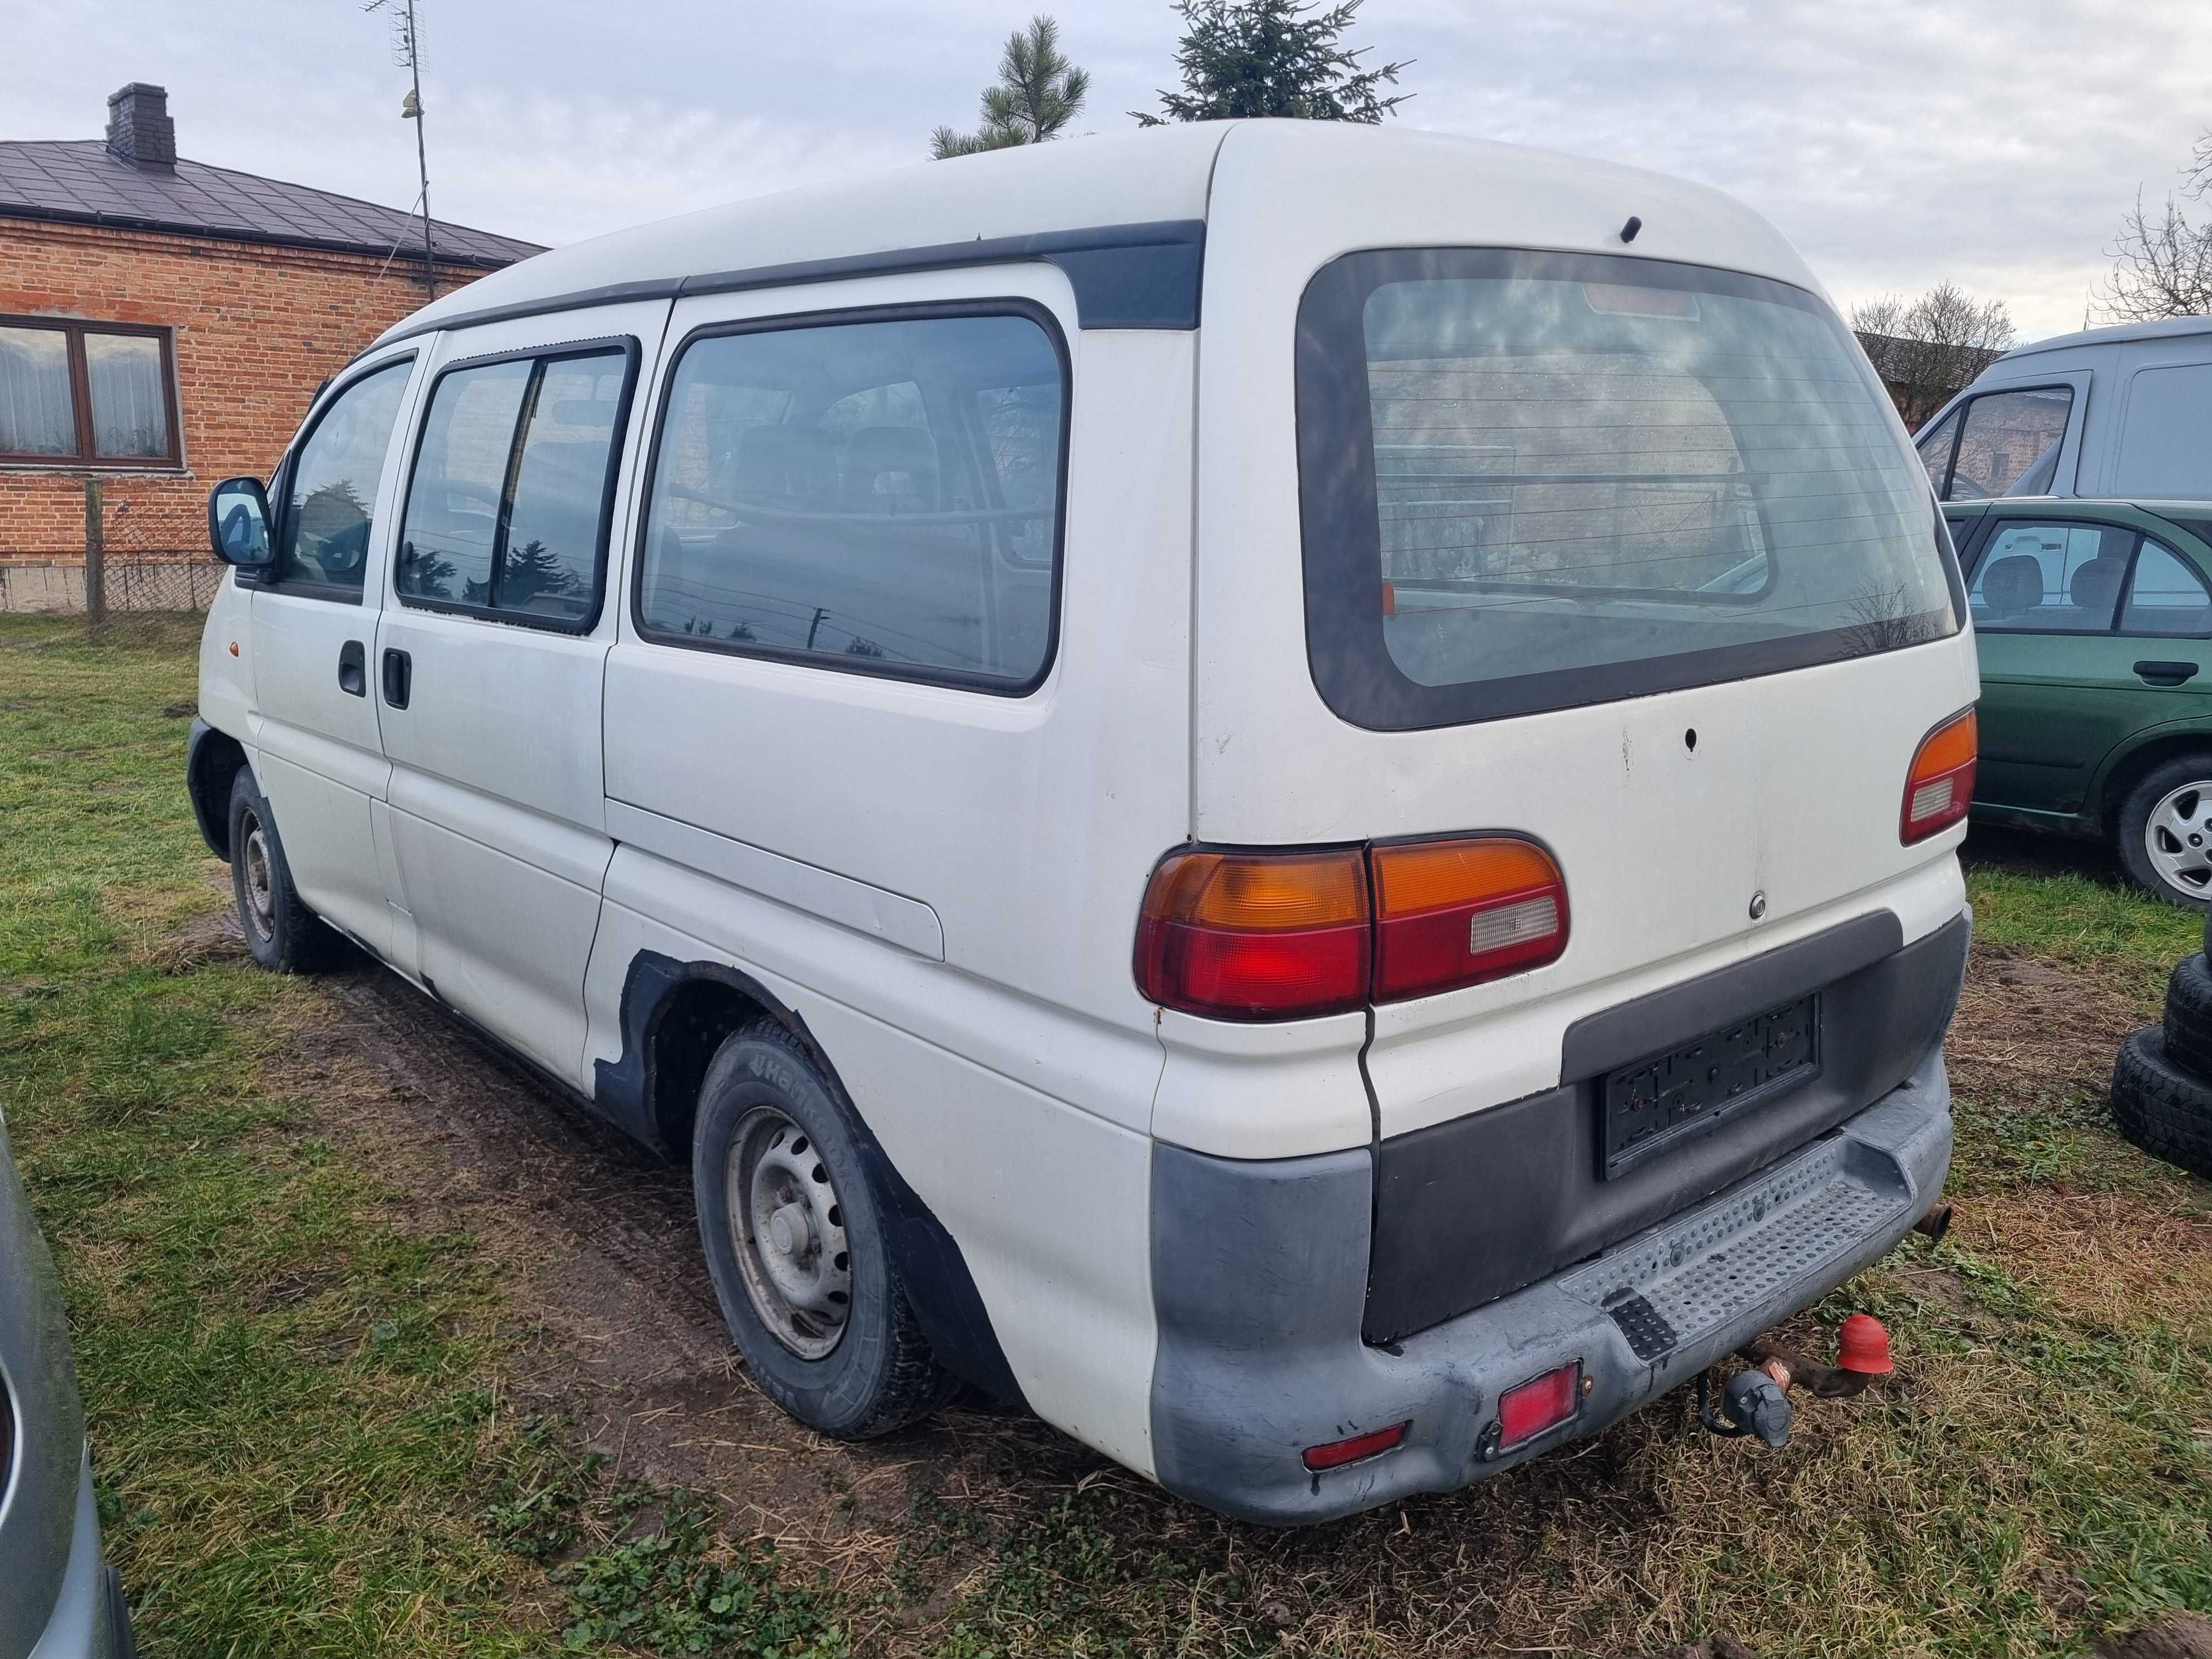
1296 250 1961 729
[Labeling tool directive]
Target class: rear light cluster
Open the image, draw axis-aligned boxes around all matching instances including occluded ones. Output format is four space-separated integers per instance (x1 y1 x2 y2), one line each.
1135 835 1568 1021
1900 707 1977 844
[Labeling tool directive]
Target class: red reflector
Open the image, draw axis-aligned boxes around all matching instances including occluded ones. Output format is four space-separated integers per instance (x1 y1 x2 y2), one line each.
1133 849 1370 1020
1301 1420 1409 1472
1900 707 1976 844
1496 1361 1582 1449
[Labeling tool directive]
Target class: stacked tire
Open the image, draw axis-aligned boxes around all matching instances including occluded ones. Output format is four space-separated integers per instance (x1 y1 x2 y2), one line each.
2111 919 2212 1180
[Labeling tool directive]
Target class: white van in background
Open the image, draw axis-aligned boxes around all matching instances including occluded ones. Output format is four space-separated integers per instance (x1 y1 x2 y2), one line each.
190 120 1976 1524
1917 315 2212 503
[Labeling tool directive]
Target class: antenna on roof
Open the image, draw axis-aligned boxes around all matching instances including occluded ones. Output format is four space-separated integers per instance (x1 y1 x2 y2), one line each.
365 0 437 301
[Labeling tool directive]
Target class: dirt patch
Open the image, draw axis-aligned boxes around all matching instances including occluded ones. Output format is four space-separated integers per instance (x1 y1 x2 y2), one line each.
1945 944 2153 1104
2103 1612 2212 1659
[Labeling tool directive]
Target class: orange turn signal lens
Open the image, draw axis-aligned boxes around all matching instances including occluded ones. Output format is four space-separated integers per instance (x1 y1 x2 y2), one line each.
1370 835 1568 1002
1134 849 1371 1020
1900 707 1976 844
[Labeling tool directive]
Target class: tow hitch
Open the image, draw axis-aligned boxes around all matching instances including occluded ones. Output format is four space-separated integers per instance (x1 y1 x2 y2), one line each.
1697 1312 1896 1449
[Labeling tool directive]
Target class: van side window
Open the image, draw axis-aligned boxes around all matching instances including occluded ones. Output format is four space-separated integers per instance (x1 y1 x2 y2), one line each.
274 360 412 594
636 309 1066 690
396 343 633 626
1914 405 1961 498
2112 365 2212 498
1948 387 2072 500
2120 539 2212 636
1970 521 2135 631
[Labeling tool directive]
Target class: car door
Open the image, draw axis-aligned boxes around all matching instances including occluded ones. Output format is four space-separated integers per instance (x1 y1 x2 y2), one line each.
373 307 663 1085
1969 511 2200 817
247 353 421 958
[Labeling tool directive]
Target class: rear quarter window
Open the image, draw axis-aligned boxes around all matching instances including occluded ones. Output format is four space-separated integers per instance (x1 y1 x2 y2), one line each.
1296 250 1962 729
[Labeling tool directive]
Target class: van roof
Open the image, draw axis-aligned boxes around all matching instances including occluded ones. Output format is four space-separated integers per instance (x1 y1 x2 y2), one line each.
371 120 1820 348
2000 314 2212 360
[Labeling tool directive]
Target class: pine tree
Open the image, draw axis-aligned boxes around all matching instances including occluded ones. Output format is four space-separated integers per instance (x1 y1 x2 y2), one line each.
931 16 1091 159
1133 0 1410 126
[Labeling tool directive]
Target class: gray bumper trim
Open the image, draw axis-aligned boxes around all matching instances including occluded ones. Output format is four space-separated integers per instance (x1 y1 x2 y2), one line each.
1149 1046 1953 1525
26 1454 126 1659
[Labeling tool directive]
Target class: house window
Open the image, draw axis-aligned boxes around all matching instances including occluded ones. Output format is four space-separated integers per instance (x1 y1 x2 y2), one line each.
0 317 178 466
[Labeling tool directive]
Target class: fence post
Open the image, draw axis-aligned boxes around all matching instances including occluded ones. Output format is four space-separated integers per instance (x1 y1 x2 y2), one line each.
83 476 105 634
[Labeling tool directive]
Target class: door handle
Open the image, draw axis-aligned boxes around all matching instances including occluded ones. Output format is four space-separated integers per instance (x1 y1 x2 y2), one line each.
2135 659 2199 686
381 647 412 709
337 639 366 697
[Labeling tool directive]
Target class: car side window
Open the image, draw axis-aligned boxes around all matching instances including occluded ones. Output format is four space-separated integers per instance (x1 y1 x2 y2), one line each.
396 343 633 627
1915 406 1961 497
2120 539 2212 637
1948 387 2072 501
274 359 413 593
636 308 1066 690
1970 521 2136 632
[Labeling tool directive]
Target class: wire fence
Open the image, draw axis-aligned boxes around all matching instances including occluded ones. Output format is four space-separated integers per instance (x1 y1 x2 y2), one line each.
81 478 225 645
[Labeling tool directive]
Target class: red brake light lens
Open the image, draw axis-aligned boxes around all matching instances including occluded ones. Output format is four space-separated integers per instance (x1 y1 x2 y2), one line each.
1133 849 1370 1020
1301 1420 1409 1471
1900 708 1977 844
1496 1361 1582 1450
1371 836 1568 1001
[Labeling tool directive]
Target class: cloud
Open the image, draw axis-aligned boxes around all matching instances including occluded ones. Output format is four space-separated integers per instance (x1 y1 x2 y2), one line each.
8 0 2205 337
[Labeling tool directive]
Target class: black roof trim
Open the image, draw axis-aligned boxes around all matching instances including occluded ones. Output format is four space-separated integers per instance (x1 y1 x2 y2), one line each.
369 217 1208 349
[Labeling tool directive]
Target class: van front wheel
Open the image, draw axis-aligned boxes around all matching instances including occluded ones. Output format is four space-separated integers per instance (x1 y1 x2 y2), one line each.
692 1020 956 1438
2117 756 2212 909
227 769 341 973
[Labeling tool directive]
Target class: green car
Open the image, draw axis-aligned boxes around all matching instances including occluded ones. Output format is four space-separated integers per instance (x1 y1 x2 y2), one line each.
1951 497 2212 905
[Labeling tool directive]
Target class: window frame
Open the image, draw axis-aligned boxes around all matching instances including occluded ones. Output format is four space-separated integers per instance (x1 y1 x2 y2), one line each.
1967 516 2212 638
258 351 419 606
629 297 1073 697
393 334 641 635
1295 246 1966 733
0 313 182 469
1926 382 2075 502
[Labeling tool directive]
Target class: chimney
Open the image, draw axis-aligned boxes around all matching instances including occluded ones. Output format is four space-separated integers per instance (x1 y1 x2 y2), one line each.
105 83 176 172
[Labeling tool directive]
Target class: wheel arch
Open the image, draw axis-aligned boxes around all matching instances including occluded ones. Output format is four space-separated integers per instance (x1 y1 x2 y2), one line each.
2092 728 2212 835
185 719 252 861
591 948 1027 1407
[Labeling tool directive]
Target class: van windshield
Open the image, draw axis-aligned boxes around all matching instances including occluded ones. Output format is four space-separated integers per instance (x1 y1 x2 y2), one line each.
1296 249 1961 729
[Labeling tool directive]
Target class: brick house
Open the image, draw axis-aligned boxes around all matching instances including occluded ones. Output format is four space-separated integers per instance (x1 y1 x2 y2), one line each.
0 82 540 611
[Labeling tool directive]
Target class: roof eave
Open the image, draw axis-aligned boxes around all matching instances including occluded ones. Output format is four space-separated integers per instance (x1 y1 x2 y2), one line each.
0 200 531 269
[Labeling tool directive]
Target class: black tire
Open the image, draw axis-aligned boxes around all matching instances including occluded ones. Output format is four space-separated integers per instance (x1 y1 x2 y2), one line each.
2163 954 2212 1082
227 768 341 974
692 1019 957 1438
2114 754 2212 909
2111 1026 2212 1180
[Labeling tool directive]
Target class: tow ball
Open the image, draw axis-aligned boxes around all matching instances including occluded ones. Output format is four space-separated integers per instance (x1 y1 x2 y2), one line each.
1696 1313 1894 1449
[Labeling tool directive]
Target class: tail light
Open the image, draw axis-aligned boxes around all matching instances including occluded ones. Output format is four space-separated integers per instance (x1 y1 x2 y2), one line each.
1135 836 1568 1020
1371 836 1568 1001
1496 1361 1582 1450
1133 849 1370 1020
1900 708 1976 843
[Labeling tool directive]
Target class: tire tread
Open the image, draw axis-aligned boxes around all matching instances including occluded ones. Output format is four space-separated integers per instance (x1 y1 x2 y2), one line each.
2111 1026 2212 1180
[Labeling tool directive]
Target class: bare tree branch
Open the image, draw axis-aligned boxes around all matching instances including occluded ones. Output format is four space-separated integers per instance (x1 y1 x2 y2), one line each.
1849 284 2014 425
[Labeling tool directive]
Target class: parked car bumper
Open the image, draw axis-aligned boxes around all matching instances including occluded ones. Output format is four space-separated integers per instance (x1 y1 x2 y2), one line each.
21 1452 133 1659
1150 1045 1953 1525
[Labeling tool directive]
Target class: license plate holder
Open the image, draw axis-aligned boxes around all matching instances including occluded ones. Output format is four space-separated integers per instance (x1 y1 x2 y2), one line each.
1600 994 1820 1180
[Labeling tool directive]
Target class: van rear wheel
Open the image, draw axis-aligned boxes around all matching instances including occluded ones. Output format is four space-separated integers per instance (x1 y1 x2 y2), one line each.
692 1020 956 1438
2117 756 2212 909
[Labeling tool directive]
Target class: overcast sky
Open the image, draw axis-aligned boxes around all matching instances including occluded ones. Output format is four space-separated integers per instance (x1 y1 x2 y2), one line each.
9 0 2206 341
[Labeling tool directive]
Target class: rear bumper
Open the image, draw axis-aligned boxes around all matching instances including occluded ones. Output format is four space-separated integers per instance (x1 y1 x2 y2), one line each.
24 1454 132 1659
1149 1044 1951 1525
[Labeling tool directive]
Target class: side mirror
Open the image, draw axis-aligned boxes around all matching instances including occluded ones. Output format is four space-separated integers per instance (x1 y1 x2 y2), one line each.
207 477 275 568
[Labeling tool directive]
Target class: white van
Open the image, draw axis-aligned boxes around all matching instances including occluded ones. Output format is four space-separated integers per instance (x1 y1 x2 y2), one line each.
190 121 1977 1524
1917 315 2212 503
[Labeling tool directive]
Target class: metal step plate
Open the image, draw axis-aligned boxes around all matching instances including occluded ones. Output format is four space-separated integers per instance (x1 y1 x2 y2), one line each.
1556 1136 1911 1364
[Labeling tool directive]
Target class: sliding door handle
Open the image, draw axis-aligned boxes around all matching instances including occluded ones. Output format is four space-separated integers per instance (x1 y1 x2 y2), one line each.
381 647 413 709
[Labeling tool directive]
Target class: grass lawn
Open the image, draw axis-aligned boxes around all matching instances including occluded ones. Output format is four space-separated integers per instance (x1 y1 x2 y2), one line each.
2 612 2208 1657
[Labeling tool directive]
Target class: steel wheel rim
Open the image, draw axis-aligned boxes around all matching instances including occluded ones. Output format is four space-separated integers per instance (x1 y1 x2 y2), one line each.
240 814 277 942
726 1105 850 1359
2146 780 2212 897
